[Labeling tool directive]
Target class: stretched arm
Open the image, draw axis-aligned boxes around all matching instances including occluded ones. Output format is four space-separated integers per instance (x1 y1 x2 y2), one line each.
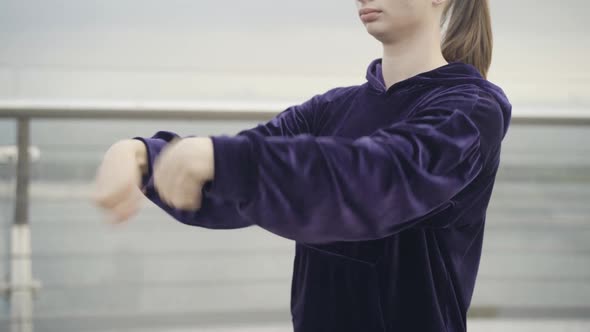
134 95 324 229
204 95 502 243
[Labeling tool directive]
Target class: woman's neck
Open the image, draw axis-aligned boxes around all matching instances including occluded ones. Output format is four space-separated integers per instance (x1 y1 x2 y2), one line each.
380 26 448 90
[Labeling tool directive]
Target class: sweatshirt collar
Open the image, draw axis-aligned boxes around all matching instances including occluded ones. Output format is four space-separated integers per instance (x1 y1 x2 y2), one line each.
365 58 483 95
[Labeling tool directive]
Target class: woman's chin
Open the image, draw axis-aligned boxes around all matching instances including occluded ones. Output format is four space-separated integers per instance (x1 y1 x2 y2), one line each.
365 24 391 43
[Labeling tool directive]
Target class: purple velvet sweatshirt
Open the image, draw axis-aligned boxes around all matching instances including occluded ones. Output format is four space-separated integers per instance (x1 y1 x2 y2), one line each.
134 59 512 332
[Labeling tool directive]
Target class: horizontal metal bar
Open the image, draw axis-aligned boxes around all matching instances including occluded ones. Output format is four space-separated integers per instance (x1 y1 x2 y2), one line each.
0 100 589 125
510 106 590 125
0 100 281 121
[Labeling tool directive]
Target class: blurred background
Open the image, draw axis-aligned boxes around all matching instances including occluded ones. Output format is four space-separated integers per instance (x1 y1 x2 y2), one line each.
0 0 589 331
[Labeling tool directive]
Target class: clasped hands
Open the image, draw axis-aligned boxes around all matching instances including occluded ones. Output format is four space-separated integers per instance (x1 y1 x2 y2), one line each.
93 137 215 223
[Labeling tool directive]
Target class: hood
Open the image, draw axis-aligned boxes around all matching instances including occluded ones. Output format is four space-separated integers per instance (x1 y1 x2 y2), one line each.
366 58 512 138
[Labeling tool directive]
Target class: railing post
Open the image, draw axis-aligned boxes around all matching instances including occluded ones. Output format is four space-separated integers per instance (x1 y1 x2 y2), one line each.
8 117 37 332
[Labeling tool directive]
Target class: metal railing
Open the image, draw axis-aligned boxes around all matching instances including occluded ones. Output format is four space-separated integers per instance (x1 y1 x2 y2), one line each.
0 101 589 332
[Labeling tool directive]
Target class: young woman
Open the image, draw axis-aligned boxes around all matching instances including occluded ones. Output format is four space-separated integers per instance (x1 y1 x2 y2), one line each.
93 0 511 331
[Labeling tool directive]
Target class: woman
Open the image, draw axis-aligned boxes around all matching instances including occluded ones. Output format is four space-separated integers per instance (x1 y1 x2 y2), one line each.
93 0 511 331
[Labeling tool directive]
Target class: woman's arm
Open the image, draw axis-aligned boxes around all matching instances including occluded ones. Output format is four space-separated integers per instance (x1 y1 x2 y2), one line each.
134 94 325 229
204 93 504 243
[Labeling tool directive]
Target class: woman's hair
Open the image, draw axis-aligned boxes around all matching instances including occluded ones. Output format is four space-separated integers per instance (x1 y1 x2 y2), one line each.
441 0 493 79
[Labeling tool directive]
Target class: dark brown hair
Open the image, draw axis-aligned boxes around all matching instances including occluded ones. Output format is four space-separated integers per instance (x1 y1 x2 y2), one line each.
441 0 493 79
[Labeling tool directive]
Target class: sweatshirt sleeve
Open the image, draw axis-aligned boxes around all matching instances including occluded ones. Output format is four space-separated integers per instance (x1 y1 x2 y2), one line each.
132 94 323 229
205 95 498 243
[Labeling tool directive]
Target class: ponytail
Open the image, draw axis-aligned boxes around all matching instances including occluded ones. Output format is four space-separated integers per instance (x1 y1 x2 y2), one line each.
441 0 493 79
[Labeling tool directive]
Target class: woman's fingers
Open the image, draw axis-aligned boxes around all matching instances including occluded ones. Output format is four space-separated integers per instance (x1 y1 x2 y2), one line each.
92 142 146 224
106 187 142 224
172 176 203 210
93 176 135 210
152 137 207 211
153 152 180 207
93 144 140 209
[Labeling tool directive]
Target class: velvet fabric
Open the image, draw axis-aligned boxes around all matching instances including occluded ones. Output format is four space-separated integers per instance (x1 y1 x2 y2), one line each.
134 58 512 332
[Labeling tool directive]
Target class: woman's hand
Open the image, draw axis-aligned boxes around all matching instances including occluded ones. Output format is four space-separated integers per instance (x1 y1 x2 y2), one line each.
153 137 215 211
92 140 147 224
